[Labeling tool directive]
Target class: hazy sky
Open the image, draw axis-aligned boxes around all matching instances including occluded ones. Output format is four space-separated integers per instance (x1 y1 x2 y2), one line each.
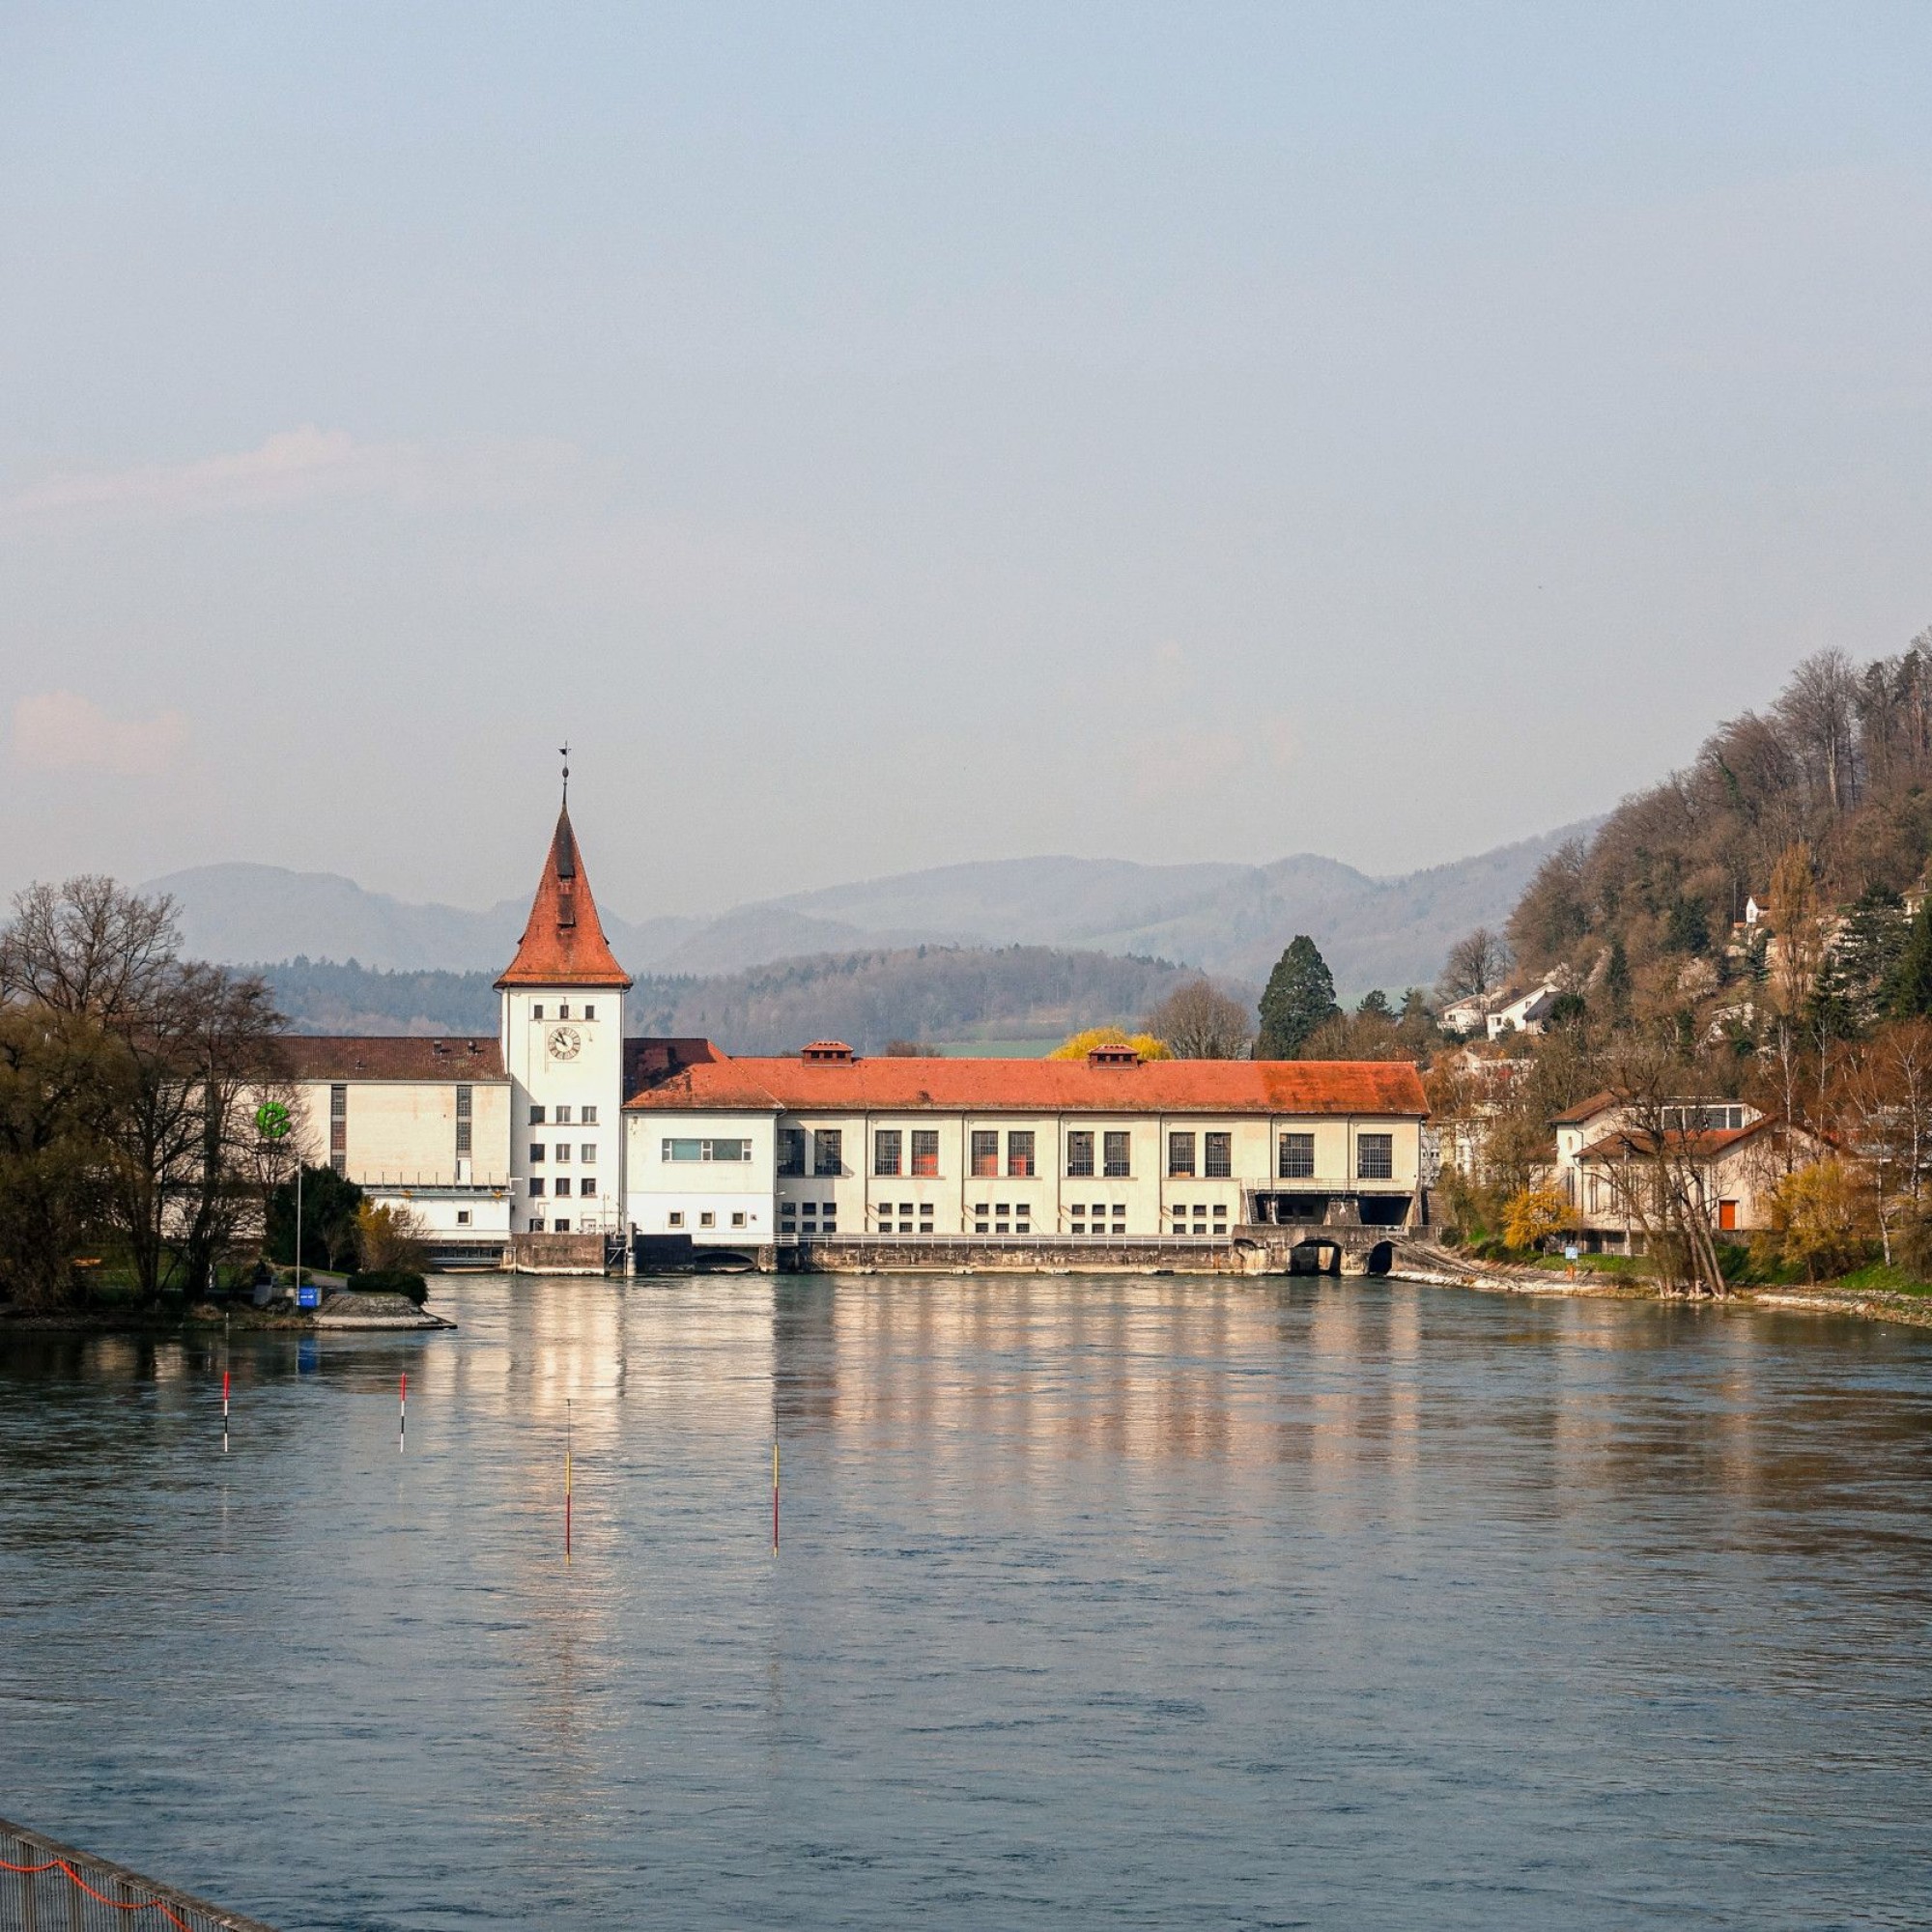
4 3 1930 918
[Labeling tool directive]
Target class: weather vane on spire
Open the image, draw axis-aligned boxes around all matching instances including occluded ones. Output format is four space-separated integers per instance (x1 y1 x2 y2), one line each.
560 742 570 805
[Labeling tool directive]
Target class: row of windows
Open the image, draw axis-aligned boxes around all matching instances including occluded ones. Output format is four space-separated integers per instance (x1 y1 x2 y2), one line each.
779 1200 838 1235
530 1104 596 1125
668 1209 750 1230
529 1144 596 1163
527 1177 597 1197
792 1126 1398 1182
528 1004 598 1022
527 1217 576 1232
778 1128 842 1177
663 1138 753 1163
873 1201 938 1234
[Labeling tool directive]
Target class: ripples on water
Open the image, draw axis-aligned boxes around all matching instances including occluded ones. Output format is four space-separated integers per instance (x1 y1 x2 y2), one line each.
2 1274 1929 1930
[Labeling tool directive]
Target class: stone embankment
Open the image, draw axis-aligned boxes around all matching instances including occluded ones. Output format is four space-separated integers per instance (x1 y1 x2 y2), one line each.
1389 1239 1932 1330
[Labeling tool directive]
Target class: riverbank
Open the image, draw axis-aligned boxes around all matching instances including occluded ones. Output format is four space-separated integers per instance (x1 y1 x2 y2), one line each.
1395 1243 1932 1330
0 1290 454 1334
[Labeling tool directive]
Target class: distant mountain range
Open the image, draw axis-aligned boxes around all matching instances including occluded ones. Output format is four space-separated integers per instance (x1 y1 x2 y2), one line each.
146 821 1593 1000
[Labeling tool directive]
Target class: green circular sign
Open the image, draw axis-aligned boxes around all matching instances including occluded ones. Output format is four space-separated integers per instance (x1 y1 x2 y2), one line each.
255 1101 292 1140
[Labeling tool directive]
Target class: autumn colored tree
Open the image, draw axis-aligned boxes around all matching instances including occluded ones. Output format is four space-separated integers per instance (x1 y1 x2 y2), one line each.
1047 1027 1172 1062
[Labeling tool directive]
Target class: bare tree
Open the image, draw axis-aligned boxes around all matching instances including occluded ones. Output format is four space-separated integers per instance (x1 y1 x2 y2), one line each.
1439 927 1512 1000
1145 979 1252 1059
4 877 286 1301
1828 1020 1932 1265
1775 648 1862 814
1595 1036 1729 1296
1 876 179 1020
105 963 288 1300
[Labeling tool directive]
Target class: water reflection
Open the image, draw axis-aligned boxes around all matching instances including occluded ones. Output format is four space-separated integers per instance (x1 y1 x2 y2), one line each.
1 1273 1929 1932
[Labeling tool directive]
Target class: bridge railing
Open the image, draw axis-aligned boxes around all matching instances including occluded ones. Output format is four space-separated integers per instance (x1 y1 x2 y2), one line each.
1 1817 276 1932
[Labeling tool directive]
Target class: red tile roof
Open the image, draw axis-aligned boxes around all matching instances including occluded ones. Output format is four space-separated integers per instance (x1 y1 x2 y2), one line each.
625 1050 1428 1117
1550 1091 1621 1127
1574 1117 1827 1162
496 804 633 990
281 1036 506 1080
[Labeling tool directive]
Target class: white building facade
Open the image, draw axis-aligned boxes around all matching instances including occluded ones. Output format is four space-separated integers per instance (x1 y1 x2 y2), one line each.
278 800 1432 1269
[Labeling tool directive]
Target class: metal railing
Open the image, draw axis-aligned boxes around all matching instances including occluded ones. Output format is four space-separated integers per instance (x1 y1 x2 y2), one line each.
1 1817 276 1932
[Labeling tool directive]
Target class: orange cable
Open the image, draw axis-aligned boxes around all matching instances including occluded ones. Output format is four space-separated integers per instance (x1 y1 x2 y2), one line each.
1 1855 197 1928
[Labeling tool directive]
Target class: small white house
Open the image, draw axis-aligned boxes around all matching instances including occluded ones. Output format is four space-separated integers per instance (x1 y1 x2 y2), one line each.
1486 984 1561 1039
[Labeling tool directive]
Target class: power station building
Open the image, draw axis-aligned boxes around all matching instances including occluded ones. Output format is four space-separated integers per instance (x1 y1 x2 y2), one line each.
285 801 1430 1270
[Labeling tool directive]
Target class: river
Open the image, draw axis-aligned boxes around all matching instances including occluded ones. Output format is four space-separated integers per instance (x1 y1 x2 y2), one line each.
2 1273 1929 1929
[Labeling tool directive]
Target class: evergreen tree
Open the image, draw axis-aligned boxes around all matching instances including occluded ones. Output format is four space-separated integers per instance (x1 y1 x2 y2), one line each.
1356 988 1393 1019
1604 939 1632 1019
1835 884 1908 1024
1257 936 1340 1058
1889 893 1932 1021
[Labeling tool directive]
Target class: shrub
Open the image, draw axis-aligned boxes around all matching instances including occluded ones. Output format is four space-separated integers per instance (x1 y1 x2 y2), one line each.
1754 1158 1874 1284
347 1268 429 1306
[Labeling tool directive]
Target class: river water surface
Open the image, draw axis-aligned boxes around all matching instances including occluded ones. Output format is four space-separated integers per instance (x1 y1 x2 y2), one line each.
2 1273 1930 1929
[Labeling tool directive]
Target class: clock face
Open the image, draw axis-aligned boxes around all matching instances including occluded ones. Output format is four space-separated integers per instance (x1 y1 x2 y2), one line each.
546 1024 582 1063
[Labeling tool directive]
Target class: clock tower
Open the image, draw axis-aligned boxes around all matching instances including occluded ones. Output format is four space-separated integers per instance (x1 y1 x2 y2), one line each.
496 791 633 1236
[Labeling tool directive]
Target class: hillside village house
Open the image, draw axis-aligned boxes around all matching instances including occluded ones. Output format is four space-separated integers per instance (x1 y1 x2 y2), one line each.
283 797 1431 1270
1549 1091 1828 1253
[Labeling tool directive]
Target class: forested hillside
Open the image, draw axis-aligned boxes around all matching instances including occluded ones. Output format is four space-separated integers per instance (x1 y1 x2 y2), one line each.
264 945 1203 1055
1508 636 1932 1022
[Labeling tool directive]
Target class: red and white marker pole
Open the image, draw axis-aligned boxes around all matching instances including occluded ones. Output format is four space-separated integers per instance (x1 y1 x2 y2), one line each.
399 1372 407 1453
221 1370 230 1454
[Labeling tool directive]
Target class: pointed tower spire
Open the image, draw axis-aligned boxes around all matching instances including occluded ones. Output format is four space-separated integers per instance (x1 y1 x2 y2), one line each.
495 786 632 990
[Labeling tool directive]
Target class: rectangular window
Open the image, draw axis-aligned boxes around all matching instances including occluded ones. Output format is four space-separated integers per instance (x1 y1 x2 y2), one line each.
456 1209 470 1226
1104 1130 1130 1178
528 1216 545 1232
1168 1131 1196 1178
532 1005 544 1021
581 1144 596 1164
874 1129 902 1177
582 1105 598 1125
583 1005 596 1023
529 1178 546 1197
530 1104 546 1125
1278 1132 1315 1179
699 1211 715 1229
455 1085 473 1158
778 1128 806 1176
1357 1132 1394 1180
813 1128 843 1177
1007 1130 1036 1178
662 1138 753 1162
529 1143 546 1162
555 1143 571 1162
554 1177 571 1197
557 1004 570 1021
554 1218 570 1233
1204 1132 1232 1179
580 1179 596 1198
668 1210 684 1229
731 1211 747 1229
971 1130 999 1178
555 1105 573 1125
1066 1130 1095 1178
911 1129 940 1177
